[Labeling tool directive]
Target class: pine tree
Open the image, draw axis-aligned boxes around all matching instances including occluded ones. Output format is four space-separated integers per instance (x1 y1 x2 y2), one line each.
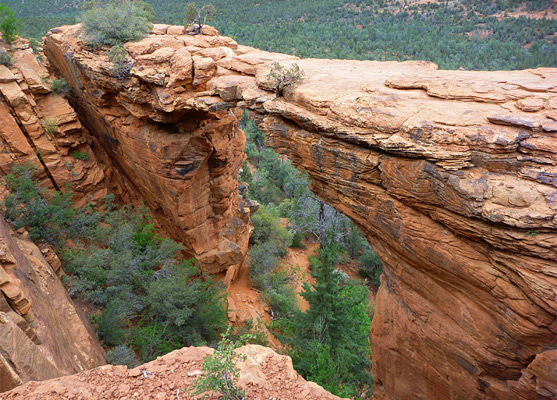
282 244 373 398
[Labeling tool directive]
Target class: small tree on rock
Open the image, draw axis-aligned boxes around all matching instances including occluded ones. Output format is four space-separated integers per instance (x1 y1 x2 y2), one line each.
266 62 304 97
0 4 22 44
184 3 215 35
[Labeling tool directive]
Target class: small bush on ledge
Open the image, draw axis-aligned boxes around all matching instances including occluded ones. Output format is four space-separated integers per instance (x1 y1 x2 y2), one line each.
107 44 133 78
266 62 304 97
81 0 153 47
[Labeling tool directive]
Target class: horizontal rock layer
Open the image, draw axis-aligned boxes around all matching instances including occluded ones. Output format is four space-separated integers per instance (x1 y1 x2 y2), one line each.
41 24 557 400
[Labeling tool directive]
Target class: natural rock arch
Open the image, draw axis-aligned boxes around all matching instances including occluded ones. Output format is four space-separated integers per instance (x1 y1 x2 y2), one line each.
42 25 556 400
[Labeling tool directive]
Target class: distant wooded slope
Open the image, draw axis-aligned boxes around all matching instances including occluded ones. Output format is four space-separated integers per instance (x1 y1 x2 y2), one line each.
4 0 557 70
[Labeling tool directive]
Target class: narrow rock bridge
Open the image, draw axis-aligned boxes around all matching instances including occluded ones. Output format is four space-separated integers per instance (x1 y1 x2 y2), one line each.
43 24 556 400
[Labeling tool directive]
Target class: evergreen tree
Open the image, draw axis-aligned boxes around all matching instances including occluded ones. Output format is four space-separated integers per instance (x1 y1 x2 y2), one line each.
281 245 373 398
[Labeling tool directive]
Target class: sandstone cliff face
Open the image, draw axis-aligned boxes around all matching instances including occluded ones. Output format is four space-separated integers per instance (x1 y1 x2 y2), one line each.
0 344 345 400
42 25 556 400
0 38 109 392
0 217 106 392
43 24 258 275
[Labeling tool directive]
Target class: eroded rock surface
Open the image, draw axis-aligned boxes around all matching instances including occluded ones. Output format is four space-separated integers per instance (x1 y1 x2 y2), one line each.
0 38 110 392
0 344 344 400
0 217 105 392
42 25 556 400
43 25 256 274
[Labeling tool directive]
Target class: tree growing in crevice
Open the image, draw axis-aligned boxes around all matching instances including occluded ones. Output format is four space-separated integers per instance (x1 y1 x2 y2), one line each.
184 3 215 35
107 44 133 78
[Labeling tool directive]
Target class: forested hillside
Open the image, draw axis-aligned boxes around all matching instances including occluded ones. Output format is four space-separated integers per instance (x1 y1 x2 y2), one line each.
3 0 556 70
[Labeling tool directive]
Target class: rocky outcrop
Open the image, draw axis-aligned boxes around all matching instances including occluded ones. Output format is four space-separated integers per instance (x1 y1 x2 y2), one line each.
0 38 108 205
0 217 105 392
42 25 556 400
0 38 110 392
43 24 257 275
0 344 344 400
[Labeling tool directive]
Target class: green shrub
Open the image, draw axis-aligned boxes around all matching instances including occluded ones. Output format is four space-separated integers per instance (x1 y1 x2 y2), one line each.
266 62 304 97
81 0 153 47
0 49 11 66
146 261 228 346
51 78 70 95
107 44 131 78
96 298 128 346
28 38 40 54
3 165 228 363
231 318 269 347
358 247 382 287
189 328 248 400
250 204 292 256
130 323 180 361
106 345 139 368
0 4 22 44
3 163 78 246
72 151 89 161
43 118 58 134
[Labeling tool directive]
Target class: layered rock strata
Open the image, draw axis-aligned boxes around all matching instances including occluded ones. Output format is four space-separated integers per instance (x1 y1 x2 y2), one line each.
43 24 556 400
0 38 109 392
43 25 258 274
0 217 105 392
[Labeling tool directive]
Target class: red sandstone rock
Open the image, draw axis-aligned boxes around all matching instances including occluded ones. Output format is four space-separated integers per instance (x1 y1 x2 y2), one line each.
41 24 556 400
0 345 345 400
43 25 252 274
0 218 105 392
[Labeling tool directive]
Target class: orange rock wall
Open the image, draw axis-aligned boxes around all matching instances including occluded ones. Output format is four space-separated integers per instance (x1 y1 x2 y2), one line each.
0 38 109 392
42 25 556 400
43 25 252 274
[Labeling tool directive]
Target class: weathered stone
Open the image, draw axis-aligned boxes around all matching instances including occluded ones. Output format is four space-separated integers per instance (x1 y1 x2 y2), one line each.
41 24 557 400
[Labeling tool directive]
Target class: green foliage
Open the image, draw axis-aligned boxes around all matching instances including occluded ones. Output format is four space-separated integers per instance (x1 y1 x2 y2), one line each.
96 298 128 346
8 0 557 71
72 151 89 161
43 117 58 134
358 247 383 287
3 163 79 246
189 329 248 400
280 245 373 398
248 205 297 318
250 204 292 256
3 164 228 363
231 318 269 347
81 0 153 47
147 260 228 346
105 345 139 368
107 44 131 77
0 4 21 44
130 323 180 361
184 3 215 35
50 78 70 95
266 62 304 97
28 37 40 53
0 48 10 66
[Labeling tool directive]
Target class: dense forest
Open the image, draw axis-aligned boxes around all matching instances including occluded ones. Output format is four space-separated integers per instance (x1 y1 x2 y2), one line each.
3 0 556 70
